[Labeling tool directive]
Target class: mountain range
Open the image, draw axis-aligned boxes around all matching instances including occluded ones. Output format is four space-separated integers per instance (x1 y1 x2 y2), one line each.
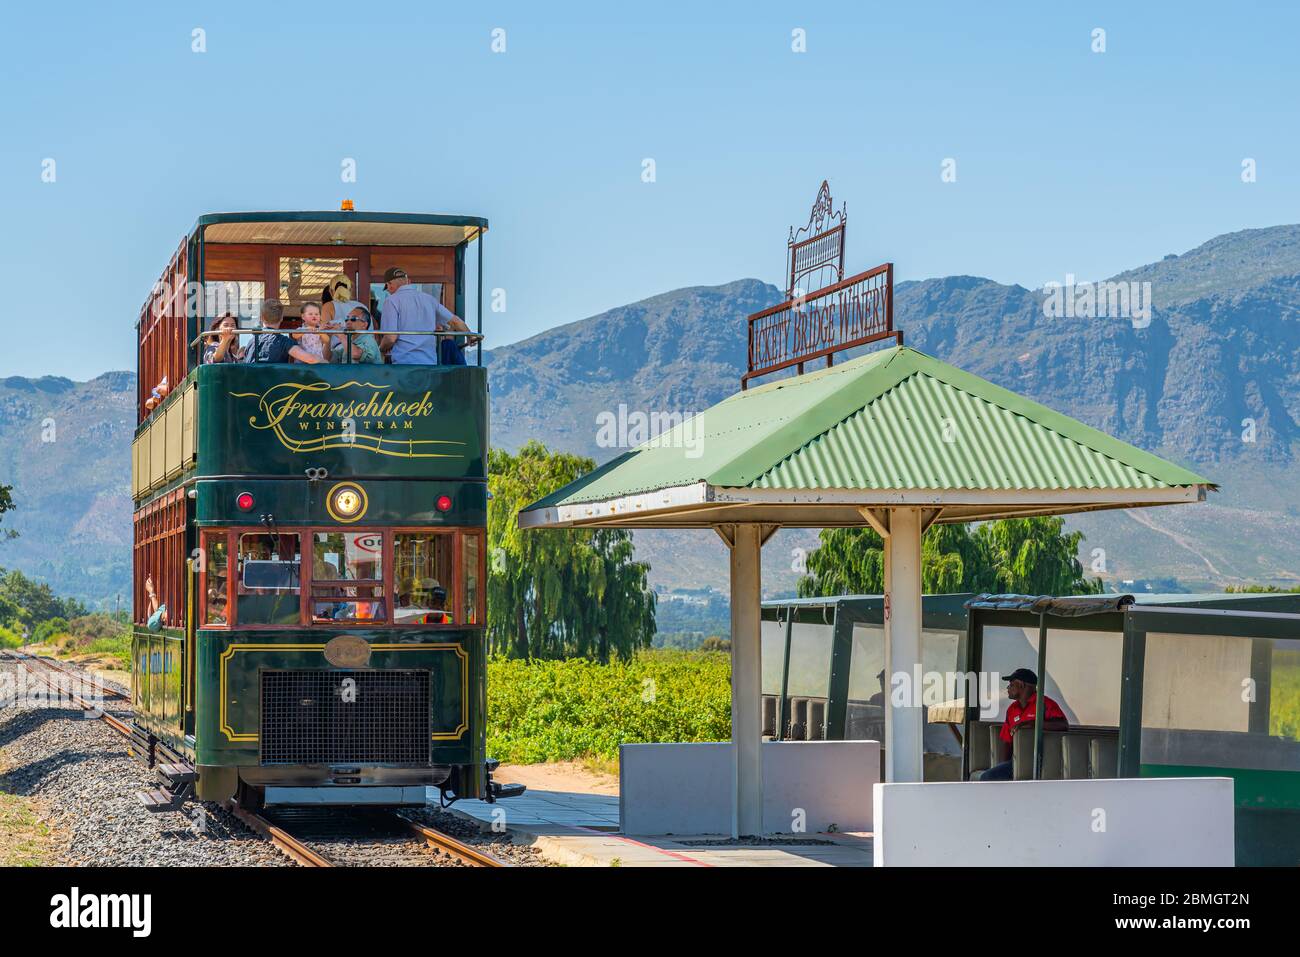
5 224 1300 607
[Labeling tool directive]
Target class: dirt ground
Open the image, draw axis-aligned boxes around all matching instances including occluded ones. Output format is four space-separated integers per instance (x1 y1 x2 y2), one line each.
494 761 619 796
65 655 131 689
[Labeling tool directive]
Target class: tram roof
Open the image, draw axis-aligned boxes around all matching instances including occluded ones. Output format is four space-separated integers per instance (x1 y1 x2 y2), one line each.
192 210 488 247
519 345 1214 530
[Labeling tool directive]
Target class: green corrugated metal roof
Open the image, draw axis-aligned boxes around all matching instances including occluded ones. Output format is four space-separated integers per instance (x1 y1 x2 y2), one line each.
522 345 1213 512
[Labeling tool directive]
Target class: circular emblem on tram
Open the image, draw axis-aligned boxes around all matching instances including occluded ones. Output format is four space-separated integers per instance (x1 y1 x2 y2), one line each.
324 635 372 668
326 481 368 523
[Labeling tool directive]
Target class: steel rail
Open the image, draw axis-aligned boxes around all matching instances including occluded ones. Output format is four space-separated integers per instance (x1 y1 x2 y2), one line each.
224 801 335 868
4 651 134 737
19 651 130 700
395 813 508 867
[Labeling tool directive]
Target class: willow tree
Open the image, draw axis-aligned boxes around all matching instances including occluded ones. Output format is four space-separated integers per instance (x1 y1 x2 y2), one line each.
798 517 1100 598
974 517 1101 596
487 441 656 661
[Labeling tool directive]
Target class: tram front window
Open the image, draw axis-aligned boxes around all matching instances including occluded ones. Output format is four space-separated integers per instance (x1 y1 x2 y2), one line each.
394 531 455 624
204 536 229 625
237 532 302 626
311 531 386 623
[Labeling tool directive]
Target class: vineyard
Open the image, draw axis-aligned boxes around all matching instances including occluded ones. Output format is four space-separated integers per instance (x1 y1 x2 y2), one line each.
487 650 731 764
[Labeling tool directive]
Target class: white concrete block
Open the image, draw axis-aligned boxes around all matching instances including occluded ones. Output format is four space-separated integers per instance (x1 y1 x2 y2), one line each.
619 740 879 836
762 740 878 833
620 743 733 835
873 777 1235 866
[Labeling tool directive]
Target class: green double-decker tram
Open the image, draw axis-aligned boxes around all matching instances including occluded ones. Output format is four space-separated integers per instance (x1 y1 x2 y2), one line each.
130 208 509 808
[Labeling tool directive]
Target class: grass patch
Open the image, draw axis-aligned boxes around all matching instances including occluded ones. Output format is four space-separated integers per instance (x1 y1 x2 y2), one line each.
0 791 55 866
488 649 731 764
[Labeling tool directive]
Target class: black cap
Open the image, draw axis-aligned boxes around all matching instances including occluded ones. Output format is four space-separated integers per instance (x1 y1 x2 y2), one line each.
1003 667 1038 685
381 267 408 283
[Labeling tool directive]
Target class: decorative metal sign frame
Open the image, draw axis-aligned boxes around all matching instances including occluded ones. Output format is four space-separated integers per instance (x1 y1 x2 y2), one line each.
787 180 847 297
745 182 899 388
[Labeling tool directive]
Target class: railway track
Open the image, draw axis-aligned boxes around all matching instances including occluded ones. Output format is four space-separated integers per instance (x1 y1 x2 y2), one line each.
1 650 133 736
239 805 509 867
2 649 509 868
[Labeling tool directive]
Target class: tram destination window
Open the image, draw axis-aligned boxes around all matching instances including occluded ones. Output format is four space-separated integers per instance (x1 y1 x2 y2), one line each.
394 531 455 624
237 533 302 626
311 531 386 624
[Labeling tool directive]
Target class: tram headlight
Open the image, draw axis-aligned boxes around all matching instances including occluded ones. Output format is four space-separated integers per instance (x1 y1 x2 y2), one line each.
326 482 368 523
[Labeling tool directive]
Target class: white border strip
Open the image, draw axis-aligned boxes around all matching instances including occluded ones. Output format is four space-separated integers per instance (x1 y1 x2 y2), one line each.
518 482 1208 528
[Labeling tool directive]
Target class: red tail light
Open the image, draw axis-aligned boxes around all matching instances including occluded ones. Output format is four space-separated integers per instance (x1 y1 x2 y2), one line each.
236 492 255 511
435 495 452 512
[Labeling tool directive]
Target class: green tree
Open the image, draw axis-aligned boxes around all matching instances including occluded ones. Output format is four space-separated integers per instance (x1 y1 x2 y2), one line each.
0 484 15 542
0 567 88 633
487 441 656 662
798 517 1100 597
975 517 1101 596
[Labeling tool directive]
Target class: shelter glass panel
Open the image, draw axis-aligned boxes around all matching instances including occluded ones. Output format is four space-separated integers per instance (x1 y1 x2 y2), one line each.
1141 633 1300 786
981 624 1121 727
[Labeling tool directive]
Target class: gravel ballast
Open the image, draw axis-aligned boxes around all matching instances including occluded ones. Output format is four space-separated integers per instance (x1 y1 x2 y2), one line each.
0 655 547 867
0 657 287 866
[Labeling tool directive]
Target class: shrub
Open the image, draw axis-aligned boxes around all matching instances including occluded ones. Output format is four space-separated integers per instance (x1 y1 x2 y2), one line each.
30 617 69 646
0 625 21 650
65 613 122 646
82 633 131 669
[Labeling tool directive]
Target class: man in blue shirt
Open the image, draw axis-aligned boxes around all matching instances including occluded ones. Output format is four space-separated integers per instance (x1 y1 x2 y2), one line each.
377 267 479 364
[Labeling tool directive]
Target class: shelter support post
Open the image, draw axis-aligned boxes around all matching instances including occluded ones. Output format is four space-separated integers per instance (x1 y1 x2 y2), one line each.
882 506 924 782
722 523 763 836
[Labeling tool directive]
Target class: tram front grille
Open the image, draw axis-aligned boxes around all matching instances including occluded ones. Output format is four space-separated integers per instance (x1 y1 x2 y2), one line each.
259 670 431 766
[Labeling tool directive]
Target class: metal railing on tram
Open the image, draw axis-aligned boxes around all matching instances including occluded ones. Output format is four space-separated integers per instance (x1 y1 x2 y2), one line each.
188 328 483 366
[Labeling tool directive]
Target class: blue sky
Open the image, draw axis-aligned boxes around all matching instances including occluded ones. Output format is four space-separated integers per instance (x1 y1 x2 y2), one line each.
2 1 1297 380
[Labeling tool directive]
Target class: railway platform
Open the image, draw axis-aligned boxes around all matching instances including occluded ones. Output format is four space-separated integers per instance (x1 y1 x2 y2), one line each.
444 788 874 867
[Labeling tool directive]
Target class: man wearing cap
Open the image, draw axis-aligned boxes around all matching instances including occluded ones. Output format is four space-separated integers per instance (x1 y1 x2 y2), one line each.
977 667 1068 781
377 267 479 364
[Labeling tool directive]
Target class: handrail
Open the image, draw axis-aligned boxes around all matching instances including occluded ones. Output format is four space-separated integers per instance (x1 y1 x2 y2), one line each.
188 328 483 365
188 329 481 347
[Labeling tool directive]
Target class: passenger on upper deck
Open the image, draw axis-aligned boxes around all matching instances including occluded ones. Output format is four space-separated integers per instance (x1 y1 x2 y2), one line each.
202 314 245 364
976 667 1068 781
332 305 382 364
242 299 325 364
293 302 332 363
321 274 364 339
377 267 479 364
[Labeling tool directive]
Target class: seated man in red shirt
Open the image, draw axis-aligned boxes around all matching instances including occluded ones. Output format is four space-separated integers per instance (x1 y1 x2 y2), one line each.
977 668 1068 781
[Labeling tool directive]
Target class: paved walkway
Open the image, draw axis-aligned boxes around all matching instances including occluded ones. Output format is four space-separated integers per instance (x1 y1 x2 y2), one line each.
446 788 874 867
